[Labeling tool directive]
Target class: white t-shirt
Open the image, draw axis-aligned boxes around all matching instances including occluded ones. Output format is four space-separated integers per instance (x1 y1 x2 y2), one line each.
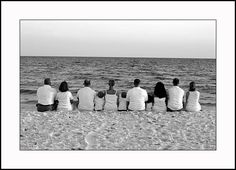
152 97 167 112
76 87 96 111
126 87 148 111
37 85 57 105
94 97 105 111
56 91 74 111
118 95 127 111
186 91 201 112
167 86 184 110
104 91 118 111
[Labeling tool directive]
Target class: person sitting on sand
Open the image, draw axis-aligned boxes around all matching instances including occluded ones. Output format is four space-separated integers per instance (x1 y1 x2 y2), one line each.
167 78 185 112
94 91 105 111
104 79 118 111
185 81 201 112
76 79 96 111
146 94 154 111
36 78 57 112
118 91 127 111
127 79 148 111
55 81 74 111
152 82 167 113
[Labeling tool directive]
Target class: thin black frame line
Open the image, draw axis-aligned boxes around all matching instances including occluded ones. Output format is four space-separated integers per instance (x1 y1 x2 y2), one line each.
19 19 217 151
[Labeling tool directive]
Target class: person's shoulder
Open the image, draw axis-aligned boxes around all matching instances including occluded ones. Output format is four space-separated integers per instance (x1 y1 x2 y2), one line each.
67 91 73 94
180 87 184 92
140 87 147 93
51 87 57 93
127 88 133 93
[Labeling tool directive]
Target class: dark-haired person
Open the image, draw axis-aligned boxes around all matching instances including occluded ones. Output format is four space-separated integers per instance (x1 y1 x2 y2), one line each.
167 78 184 112
126 79 148 111
104 79 119 111
152 82 167 113
55 81 74 111
36 78 57 112
185 81 201 112
76 79 96 111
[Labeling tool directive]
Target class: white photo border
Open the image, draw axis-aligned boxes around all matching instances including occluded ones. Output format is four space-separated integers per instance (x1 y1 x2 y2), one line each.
2 1 235 169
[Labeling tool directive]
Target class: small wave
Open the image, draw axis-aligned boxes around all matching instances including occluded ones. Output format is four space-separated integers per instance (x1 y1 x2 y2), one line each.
22 100 38 104
20 89 37 94
201 103 216 106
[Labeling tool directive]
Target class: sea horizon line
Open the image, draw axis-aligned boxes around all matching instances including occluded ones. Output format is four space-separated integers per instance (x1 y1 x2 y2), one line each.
20 56 215 59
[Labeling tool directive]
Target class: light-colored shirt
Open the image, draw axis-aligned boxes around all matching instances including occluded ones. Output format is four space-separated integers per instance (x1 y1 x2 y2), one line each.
118 95 127 111
126 87 148 111
167 86 184 110
56 91 74 111
104 91 118 111
76 87 96 111
186 91 201 112
146 103 153 111
152 97 167 112
94 96 105 111
37 85 57 105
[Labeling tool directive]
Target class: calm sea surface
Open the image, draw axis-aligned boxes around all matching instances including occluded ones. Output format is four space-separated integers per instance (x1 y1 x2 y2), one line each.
20 56 216 110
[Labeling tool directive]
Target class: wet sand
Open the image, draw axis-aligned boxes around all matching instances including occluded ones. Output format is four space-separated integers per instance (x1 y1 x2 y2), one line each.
20 107 216 150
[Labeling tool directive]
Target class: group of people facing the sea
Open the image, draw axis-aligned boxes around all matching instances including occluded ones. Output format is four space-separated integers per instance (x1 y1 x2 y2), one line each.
36 78 201 113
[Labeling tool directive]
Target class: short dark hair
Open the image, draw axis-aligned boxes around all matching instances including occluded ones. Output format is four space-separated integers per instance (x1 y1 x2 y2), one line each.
108 79 115 87
44 78 51 85
59 81 69 92
83 79 91 86
121 91 127 98
134 79 140 86
173 78 179 86
97 91 105 98
189 81 196 91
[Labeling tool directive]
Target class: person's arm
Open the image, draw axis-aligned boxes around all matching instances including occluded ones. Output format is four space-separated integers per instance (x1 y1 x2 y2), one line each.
69 92 74 104
166 90 169 102
126 91 130 110
76 90 80 104
185 91 189 109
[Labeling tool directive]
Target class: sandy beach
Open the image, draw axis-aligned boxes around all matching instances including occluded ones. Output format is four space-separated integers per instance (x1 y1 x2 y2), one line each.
20 106 216 150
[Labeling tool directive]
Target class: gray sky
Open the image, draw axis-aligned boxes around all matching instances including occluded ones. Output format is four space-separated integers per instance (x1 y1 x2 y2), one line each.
21 20 215 58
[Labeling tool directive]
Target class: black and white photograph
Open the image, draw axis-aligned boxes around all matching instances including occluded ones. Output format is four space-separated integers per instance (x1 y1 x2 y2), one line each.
2 1 235 169
20 19 216 151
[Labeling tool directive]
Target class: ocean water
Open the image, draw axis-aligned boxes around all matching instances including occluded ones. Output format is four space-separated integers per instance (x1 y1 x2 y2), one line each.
20 56 216 150
20 56 216 111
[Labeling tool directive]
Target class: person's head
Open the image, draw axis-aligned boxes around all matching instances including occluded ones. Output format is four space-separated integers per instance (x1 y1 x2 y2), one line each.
121 91 127 98
59 81 69 92
154 81 167 98
134 79 140 87
108 79 115 87
97 91 105 98
147 94 154 103
44 78 51 85
83 79 91 87
189 81 196 91
173 78 179 86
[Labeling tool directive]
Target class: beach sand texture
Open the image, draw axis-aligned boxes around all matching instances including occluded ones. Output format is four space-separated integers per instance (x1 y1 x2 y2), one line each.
20 107 216 150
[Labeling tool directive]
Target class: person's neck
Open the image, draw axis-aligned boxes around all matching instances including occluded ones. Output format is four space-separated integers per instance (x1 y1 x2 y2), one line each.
134 86 139 88
109 86 114 90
